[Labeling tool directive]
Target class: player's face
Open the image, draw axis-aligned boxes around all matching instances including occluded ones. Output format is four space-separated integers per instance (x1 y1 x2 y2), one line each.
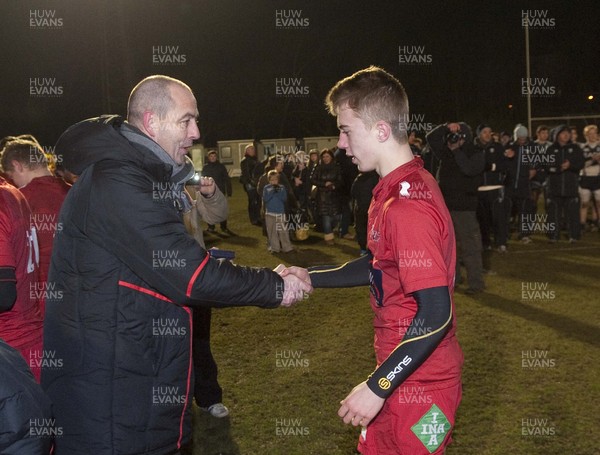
154 85 200 165
336 105 378 172
537 129 549 142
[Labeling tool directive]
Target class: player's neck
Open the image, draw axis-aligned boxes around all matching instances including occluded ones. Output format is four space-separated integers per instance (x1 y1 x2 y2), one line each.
377 143 414 178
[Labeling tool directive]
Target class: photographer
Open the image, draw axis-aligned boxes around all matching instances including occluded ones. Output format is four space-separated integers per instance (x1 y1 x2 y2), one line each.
427 122 485 294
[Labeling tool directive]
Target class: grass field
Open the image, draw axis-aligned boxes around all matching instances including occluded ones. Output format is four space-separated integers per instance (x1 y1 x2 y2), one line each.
189 182 600 455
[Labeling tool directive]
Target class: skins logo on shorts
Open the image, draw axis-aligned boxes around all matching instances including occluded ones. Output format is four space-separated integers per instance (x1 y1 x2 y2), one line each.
410 404 451 453
378 378 391 390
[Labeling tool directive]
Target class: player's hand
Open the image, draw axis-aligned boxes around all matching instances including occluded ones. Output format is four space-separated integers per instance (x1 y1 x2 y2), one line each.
279 273 312 307
196 176 216 197
561 160 570 170
276 265 311 285
338 381 385 427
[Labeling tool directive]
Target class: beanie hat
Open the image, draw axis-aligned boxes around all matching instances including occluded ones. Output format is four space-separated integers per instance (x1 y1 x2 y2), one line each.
513 124 528 140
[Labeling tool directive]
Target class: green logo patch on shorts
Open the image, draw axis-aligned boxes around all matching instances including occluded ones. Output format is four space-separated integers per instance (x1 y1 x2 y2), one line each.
410 404 451 453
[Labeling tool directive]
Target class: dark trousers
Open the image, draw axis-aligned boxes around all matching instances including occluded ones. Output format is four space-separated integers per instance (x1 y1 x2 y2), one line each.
339 200 353 236
207 220 228 230
477 188 509 248
245 188 261 224
192 307 222 407
509 195 536 238
451 210 485 291
354 209 369 251
546 195 581 240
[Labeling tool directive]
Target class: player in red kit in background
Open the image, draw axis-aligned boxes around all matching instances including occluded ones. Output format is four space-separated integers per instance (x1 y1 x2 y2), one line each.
1 137 70 315
281 66 463 454
0 175 44 382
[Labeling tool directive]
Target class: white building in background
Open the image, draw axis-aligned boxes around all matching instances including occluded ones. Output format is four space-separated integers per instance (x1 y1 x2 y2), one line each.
191 136 339 177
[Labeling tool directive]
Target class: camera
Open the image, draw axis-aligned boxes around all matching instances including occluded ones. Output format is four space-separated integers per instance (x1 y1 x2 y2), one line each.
445 131 466 144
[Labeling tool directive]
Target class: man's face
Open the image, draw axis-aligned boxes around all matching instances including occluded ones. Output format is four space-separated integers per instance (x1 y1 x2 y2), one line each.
336 105 378 172
479 127 492 144
153 84 200 165
246 146 256 157
208 153 217 162
537 129 549 142
584 127 598 143
558 129 571 145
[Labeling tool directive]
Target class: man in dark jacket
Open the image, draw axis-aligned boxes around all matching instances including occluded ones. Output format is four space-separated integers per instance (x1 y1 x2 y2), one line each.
0 339 53 454
546 125 585 242
427 122 485 294
474 124 510 252
202 149 233 234
240 144 261 225
42 75 312 455
504 124 537 243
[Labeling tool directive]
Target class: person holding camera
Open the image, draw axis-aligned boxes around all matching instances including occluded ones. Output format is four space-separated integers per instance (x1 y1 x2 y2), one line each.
263 170 294 253
427 122 485 295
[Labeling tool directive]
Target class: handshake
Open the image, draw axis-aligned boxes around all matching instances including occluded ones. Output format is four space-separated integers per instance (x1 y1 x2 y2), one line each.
273 264 313 307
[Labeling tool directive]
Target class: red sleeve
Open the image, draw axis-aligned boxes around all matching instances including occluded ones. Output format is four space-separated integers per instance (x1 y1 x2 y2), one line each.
0 199 16 268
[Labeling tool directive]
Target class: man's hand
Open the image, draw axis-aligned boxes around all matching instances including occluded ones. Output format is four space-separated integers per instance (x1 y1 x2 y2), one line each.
196 176 216 197
279 273 312 307
338 381 385 427
274 264 312 307
275 265 310 284
561 160 571 171
446 122 461 133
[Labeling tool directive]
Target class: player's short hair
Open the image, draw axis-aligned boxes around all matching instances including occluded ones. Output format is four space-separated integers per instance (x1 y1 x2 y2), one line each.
127 75 193 125
583 125 598 136
0 138 47 172
536 125 549 134
325 66 409 144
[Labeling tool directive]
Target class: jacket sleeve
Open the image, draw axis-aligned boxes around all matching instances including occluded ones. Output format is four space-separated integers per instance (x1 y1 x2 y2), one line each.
454 146 485 176
87 163 283 308
194 187 228 225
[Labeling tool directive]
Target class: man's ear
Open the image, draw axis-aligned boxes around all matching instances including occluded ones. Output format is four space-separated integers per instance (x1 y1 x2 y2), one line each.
375 121 391 142
10 160 25 174
143 111 158 138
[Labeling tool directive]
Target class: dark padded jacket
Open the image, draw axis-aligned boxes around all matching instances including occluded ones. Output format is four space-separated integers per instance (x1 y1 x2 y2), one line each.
42 116 283 455
0 339 52 455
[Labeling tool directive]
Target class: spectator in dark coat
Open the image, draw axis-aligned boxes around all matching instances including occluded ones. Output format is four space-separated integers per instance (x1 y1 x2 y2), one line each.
351 170 379 255
546 125 585 242
334 147 358 239
202 150 233 234
239 144 261 225
313 148 342 244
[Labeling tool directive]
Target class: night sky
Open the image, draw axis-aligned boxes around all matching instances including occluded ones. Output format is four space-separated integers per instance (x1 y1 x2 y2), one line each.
2 0 599 151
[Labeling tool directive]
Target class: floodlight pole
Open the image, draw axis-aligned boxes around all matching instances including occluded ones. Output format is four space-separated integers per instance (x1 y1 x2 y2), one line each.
525 14 532 134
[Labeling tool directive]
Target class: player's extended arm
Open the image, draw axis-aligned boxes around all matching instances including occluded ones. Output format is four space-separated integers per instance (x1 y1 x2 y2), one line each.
366 285 452 398
0 266 17 312
307 251 372 288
